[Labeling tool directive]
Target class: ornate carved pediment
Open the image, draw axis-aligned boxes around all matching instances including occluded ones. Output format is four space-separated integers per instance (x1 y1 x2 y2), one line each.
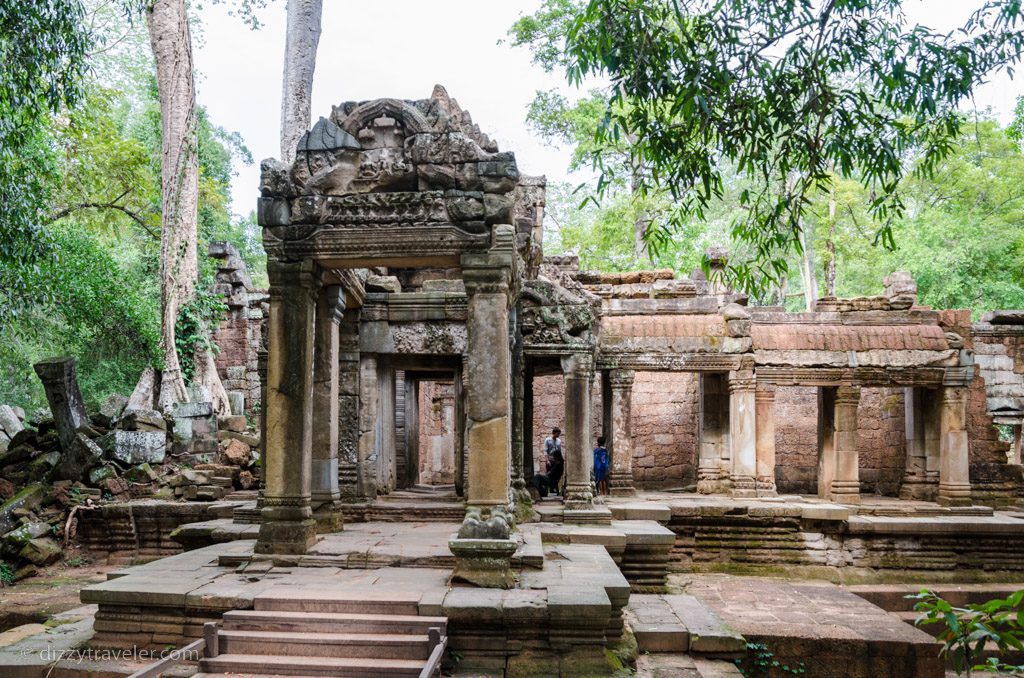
520 279 597 348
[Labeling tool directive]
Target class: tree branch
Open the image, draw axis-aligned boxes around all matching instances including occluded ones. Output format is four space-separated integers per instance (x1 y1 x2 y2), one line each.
48 193 159 240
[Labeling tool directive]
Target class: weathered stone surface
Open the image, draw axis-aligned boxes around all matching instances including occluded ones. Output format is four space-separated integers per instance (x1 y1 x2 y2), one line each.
32 357 87 453
119 408 166 432
18 537 61 566
54 433 103 481
365 274 401 293
2 522 51 550
88 465 117 485
104 429 167 465
0 485 45 535
983 310 1024 325
95 393 129 428
221 438 251 466
0 405 23 437
126 366 158 411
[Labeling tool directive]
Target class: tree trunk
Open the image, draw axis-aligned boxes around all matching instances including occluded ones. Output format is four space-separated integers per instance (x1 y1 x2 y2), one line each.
797 219 817 311
824 184 837 298
280 0 323 164
148 0 197 411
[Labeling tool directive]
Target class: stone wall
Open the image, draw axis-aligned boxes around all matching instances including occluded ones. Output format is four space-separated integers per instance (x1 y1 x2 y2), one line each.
209 242 265 415
630 372 699 489
530 374 602 476
774 386 820 494
417 380 456 485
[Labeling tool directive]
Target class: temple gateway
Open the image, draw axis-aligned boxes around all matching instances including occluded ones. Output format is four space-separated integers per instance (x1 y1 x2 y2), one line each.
75 88 1024 678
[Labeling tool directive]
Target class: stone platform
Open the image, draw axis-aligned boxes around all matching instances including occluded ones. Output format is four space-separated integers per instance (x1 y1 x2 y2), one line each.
677 573 944 678
608 492 1024 583
79 526 632 676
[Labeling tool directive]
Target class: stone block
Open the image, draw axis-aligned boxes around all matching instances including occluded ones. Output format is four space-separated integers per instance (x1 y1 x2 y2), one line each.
219 415 247 433
95 393 128 427
105 430 167 465
19 537 61 566
0 405 23 437
119 408 167 432
0 485 45 535
228 391 245 416
172 401 213 419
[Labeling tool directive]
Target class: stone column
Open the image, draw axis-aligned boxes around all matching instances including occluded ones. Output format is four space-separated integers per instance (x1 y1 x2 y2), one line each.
698 373 730 494
829 384 861 504
522 362 535 487
607 369 636 496
510 310 529 501
754 383 777 496
1012 424 1023 466
450 228 517 588
357 354 379 500
310 285 344 530
938 385 972 506
562 352 595 511
377 361 396 494
256 259 319 555
461 265 512 510
900 387 941 500
729 365 757 497
33 357 87 452
817 387 836 499
338 312 362 501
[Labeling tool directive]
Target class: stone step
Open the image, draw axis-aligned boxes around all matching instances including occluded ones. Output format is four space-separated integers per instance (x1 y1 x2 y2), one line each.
626 593 745 656
849 583 1024 612
253 589 421 615
200 653 424 677
222 609 448 636
364 503 465 522
217 629 431 660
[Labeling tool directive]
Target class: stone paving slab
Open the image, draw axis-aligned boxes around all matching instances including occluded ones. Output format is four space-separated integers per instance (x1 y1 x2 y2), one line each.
636 653 744 678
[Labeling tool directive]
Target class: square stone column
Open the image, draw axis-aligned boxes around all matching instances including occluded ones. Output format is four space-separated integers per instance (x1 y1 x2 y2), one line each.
338 312 363 501
561 352 596 511
900 387 940 501
938 385 972 506
829 384 861 504
357 354 380 500
311 285 344 530
729 365 757 497
754 383 777 496
697 373 730 494
256 260 319 555
607 369 636 496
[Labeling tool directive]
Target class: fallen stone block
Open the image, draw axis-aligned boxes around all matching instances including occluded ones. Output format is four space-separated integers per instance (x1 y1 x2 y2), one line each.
103 430 167 465
33 358 88 453
18 536 61 566
0 405 23 437
119 408 166 432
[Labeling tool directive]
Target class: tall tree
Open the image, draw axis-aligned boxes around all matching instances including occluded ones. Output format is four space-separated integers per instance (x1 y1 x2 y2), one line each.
515 0 1024 294
280 0 322 164
0 0 92 329
145 0 230 413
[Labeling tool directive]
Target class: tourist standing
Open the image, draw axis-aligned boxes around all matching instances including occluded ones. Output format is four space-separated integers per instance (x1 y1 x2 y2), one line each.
544 427 564 496
593 436 609 496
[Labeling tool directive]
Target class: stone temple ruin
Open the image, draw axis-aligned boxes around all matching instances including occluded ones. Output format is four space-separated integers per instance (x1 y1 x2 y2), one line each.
30 87 1024 678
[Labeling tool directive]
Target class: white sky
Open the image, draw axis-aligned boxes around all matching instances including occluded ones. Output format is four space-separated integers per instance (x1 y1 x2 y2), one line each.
191 0 1022 218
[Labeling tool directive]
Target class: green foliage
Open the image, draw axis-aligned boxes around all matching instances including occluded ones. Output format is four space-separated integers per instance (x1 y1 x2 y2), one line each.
174 289 227 385
0 561 14 585
0 0 93 329
910 589 1024 677
735 642 805 677
514 0 1024 295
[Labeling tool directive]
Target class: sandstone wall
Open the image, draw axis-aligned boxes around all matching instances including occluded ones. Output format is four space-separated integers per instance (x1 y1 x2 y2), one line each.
417 379 456 485
774 386 819 494
630 372 699 489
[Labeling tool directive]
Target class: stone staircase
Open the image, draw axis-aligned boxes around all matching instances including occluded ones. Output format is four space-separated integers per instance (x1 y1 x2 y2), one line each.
196 589 448 678
364 487 465 523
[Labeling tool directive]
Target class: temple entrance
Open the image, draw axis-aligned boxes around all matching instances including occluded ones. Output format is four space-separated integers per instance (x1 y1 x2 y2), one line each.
396 365 462 492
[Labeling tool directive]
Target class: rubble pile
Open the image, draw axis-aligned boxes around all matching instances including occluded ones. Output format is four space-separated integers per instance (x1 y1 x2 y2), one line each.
0 390 260 583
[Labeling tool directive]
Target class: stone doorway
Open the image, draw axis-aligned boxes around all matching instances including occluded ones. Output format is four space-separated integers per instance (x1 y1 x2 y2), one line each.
399 368 462 492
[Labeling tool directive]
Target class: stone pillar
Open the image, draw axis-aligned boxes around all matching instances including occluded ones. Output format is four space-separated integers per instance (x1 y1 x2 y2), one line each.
377 361 396 494
607 369 636 496
510 310 529 501
256 260 319 555
729 365 757 497
461 263 512 510
829 384 861 504
338 312 362 501
1012 424 1023 466
450 227 517 588
697 373 730 494
754 383 777 496
562 352 595 511
357 354 380 500
938 386 972 506
33 357 87 452
310 285 344 530
522 362 535 487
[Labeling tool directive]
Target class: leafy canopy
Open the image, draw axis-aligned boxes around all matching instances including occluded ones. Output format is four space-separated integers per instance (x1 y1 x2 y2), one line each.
521 0 1024 293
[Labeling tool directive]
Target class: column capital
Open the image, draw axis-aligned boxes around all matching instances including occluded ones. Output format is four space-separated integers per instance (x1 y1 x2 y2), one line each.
267 258 321 299
324 285 346 324
461 264 511 297
561 352 595 380
609 368 635 390
728 370 755 394
941 385 968 406
755 383 776 402
836 384 861 404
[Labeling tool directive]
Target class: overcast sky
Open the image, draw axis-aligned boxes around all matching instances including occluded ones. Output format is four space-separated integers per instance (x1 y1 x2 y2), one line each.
191 0 1022 218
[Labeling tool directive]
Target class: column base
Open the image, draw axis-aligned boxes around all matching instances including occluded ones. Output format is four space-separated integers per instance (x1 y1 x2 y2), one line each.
938 483 972 506
697 469 731 494
311 498 344 533
563 482 594 511
255 514 317 555
449 538 517 589
731 474 757 498
829 480 861 505
756 476 777 497
608 471 636 496
899 476 938 501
